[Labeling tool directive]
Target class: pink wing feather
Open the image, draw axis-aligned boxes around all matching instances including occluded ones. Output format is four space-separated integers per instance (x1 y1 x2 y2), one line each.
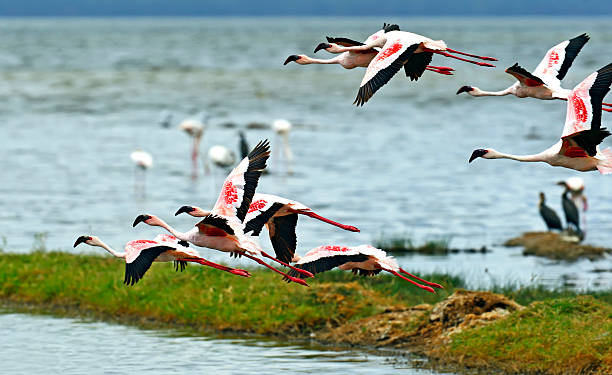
562 71 597 138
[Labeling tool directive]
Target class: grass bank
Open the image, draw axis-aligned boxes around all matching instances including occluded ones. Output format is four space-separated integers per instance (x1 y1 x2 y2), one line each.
3 251 612 375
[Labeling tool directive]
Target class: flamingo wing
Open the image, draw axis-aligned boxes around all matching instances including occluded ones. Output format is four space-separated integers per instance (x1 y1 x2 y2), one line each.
196 214 236 237
211 140 270 222
561 62 612 156
287 245 370 279
505 63 545 87
533 34 590 86
268 214 298 264
354 37 420 106
244 202 285 235
124 243 175 286
403 51 433 81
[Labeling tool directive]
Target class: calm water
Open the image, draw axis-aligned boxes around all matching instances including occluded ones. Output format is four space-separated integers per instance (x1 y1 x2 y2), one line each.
1 17 612 373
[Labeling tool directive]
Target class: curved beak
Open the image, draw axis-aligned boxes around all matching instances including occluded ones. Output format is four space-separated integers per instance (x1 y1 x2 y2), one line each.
175 206 195 216
314 43 331 53
469 149 488 163
284 55 300 65
133 214 152 227
74 236 90 248
456 85 473 95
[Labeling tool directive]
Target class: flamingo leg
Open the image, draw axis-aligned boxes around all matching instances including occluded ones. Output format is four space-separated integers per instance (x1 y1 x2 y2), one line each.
602 102 612 107
426 49 495 67
178 258 251 278
259 251 315 278
445 48 498 61
399 268 444 289
603 107 612 113
301 211 360 232
425 67 453 75
240 253 309 286
385 270 436 293
428 65 454 71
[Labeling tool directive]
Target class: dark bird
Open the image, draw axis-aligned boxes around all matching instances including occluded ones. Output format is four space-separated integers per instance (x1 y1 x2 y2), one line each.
539 192 563 231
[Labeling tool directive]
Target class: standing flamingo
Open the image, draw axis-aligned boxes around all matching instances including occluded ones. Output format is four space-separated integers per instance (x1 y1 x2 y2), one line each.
310 23 496 105
285 245 443 293
178 113 207 178
272 119 293 174
469 63 612 173
132 140 313 286
207 145 236 171
457 34 612 112
284 33 454 77
175 192 360 263
130 149 153 194
74 235 251 285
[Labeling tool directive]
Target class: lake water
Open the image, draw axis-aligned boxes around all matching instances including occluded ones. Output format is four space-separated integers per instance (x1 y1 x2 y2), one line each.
1 16 612 373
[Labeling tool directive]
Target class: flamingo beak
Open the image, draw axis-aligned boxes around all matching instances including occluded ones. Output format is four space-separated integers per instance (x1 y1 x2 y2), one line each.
175 206 196 216
133 214 152 227
456 85 474 95
284 55 300 65
74 236 91 247
314 43 331 53
469 149 488 163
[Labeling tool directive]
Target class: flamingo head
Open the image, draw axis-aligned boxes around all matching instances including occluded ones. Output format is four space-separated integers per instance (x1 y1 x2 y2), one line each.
175 205 209 217
469 148 492 162
314 42 332 53
74 235 100 247
132 214 159 227
456 85 475 95
284 55 305 65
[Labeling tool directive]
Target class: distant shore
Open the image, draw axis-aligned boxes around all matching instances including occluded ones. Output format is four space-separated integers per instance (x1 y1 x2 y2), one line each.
2 251 612 375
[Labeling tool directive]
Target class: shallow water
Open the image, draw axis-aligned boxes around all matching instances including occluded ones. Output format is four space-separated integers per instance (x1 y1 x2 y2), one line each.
2 17 612 292
0 312 451 375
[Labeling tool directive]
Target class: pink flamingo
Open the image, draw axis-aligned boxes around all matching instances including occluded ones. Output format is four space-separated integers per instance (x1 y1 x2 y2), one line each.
310 23 496 106
286 245 444 293
457 33 612 112
133 140 313 286
175 192 360 264
73 234 251 285
469 62 612 174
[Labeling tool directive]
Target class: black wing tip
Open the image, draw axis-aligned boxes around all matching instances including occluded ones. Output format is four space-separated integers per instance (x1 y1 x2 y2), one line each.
382 23 400 33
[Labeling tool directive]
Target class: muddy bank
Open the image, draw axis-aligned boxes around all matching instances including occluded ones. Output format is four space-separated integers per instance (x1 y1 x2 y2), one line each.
504 232 611 261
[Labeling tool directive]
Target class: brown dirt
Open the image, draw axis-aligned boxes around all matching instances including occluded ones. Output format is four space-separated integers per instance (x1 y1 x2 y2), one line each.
317 289 522 353
504 232 611 261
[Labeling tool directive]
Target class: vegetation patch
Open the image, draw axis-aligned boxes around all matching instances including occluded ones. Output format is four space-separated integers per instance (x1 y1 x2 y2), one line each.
504 232 611 261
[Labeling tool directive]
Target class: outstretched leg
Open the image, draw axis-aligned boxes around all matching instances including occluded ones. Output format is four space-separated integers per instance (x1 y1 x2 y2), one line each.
445 48 498 61
399 268 444 289
259 251 314 278
425 67 453 75
385 270 436 293
603 107 612 113
240 253 309 286
603 102 612 107
426 49 495 67
428 65 454 71
178 258 251 277
301 211 360 232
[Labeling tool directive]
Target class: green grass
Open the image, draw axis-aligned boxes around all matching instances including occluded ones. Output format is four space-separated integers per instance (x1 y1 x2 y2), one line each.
372 233 452 255
447 296 612 374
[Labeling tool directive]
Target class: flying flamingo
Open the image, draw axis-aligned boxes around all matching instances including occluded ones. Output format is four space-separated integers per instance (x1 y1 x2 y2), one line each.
456 33 612 111
285 245 443 293
174 192 360 263
284 34 454 77
178 113 207 177
73 235 251 285
132 140 313 286
309 23 496 106
538 192 562 232
272 119 293 174
469 62 612 173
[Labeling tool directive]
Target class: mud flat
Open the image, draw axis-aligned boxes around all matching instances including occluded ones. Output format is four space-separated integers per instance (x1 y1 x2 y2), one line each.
504 232 611 261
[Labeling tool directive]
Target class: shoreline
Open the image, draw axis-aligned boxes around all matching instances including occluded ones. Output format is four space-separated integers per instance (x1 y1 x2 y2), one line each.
2 251 612 375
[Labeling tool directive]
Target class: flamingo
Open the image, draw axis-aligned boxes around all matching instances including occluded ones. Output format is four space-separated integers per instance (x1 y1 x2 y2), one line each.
285 245 443 293
311 23 496 106
457 34 612 111
73 235 251 285
272 119 293 174
174 192 360 263
207 145 236 171
130 149 153 194
538 192 562 231
469 62 612 173
132 140 313 286
178 113 207 177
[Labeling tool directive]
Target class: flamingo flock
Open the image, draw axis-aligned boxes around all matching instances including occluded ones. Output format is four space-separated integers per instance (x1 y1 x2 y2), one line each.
75 24 612 294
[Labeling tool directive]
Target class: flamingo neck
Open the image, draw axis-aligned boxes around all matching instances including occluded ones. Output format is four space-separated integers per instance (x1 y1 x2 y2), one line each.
154 218 189 241
97 240 126 258
300 55 341 65
488 150 546 162
470 86 514 97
